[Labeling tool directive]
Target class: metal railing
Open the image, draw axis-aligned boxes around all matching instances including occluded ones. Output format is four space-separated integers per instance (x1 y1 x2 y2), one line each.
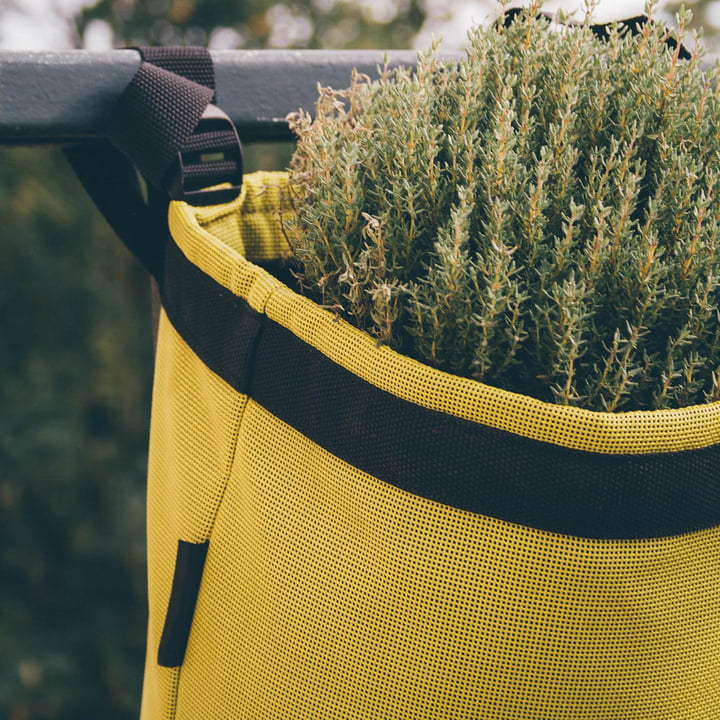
0 49 453 146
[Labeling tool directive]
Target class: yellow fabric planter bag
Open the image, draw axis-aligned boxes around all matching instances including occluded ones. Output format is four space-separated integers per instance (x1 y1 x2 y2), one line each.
63 43 720 720
132 170 720 719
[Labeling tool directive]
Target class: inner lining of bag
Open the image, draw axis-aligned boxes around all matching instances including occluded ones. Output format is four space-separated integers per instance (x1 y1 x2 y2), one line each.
190 170 293 263
159 235 720 541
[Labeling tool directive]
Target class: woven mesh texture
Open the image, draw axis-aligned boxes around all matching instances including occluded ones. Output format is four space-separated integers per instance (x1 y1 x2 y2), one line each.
136 171 720 717
109 63 213 189
175 170 293 264
141 310 248 716
136 47 215 90
172 400 720 719
157 228 720 538
183 160 238 181
181 129 238 153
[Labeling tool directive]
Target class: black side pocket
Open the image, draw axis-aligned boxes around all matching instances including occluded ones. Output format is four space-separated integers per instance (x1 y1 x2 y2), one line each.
157 540 209 668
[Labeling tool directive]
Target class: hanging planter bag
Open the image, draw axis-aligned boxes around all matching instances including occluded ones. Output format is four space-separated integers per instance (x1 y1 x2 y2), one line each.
135 169 720 719
66 40 720 720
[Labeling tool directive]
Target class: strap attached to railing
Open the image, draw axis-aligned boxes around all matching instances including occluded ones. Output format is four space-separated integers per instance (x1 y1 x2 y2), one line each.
500 9 692 59
109 47 243 206
65 47 243 280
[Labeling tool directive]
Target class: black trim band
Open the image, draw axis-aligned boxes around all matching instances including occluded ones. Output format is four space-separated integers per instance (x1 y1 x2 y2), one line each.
158 540 210 668
161 239 720 540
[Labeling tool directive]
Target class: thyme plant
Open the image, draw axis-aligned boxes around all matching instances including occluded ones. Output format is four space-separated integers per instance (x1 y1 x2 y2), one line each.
284 3 720 411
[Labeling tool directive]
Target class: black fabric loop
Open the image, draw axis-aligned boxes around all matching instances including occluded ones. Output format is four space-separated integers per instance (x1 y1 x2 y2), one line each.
135 46 215 91
500 9 692 60
107 63 214 191
157 540 210 668
181 129 240 153
64 46 220 279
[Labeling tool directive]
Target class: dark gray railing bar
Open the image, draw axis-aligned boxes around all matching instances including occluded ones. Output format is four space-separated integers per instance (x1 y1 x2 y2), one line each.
0 49 463 146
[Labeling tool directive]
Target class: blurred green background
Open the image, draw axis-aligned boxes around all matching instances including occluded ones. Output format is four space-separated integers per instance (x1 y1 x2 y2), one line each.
0 0 717 717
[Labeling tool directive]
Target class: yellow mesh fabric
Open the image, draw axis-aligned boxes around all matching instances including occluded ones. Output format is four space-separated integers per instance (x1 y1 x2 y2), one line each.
186 170 294 262
176 401 720 719
142 311 249 717
138 171 720 717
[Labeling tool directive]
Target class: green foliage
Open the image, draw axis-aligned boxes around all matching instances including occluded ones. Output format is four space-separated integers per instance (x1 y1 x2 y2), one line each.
75 0 426 49
0 148 152 718
286 2 720 411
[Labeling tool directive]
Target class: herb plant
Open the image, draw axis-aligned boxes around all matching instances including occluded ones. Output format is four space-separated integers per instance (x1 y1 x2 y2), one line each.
284 3 720 411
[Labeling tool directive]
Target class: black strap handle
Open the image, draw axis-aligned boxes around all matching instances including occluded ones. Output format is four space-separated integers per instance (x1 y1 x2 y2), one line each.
108 47 243 205
134 46 216 87
65 139 170 279
108 52 214 192
65 47 243 280
500 8 692 59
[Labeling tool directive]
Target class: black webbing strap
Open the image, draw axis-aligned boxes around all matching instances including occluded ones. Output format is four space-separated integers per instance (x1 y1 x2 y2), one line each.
500 9 692 59
107 48 215 193
65 139 170 279
133 47 216 88
65 47 242 280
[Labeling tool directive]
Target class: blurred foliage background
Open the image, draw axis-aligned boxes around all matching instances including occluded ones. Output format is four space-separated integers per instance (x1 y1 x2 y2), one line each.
0 0 717 717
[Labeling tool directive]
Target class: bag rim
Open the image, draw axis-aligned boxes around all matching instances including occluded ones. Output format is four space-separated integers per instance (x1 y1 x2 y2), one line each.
167 171 720 456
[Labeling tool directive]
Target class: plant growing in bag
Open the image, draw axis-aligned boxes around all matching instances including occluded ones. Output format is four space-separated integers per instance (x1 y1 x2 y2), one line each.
284 2 720 412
